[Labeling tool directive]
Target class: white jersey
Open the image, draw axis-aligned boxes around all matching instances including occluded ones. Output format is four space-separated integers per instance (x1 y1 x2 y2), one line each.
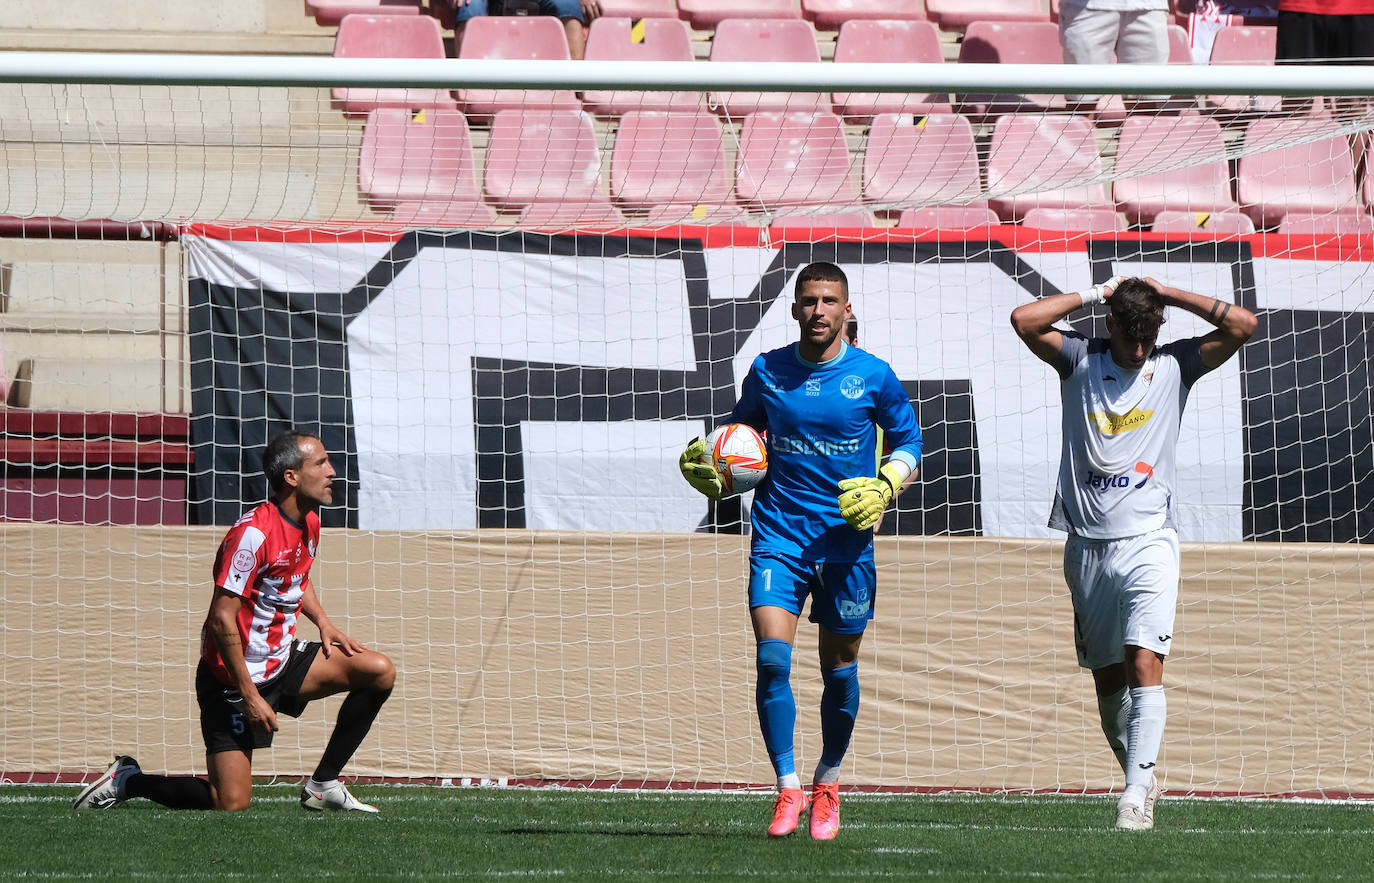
1048 332 1209 539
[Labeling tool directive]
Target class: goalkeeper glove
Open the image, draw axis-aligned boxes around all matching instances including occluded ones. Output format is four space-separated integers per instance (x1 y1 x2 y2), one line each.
837 462 905 531
678 437 722 499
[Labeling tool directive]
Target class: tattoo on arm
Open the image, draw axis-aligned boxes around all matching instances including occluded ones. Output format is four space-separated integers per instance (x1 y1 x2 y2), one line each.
1217 302 1231 324
1208 299 1221 322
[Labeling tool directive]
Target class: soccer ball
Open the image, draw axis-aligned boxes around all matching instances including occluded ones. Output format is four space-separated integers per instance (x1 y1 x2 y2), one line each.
703 423 768 495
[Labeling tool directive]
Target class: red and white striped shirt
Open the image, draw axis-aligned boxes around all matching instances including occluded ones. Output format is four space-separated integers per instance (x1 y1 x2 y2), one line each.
201 502 319 686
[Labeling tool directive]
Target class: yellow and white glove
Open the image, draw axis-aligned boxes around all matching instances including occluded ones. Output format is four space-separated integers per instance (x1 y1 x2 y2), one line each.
678 437 722 499
837 462 905 531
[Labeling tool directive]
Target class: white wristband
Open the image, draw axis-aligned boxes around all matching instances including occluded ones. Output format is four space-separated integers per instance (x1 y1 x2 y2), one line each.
1080 287 1106 307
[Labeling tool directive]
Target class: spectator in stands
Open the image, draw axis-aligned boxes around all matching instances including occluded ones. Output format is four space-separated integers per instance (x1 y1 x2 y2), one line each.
73 430 395 813
449 0 601 60
1180 1 1279 64
1276 0 1374 177
1058 0 1170 109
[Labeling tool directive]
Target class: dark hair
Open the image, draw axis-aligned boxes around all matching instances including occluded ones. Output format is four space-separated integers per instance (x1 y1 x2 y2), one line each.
1110 277 1165 341
795 261 848 299
845 316 859 344
263 430 315 494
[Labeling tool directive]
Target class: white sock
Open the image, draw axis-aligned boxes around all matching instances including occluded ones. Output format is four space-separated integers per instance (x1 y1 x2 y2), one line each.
1097 686 1132 775
813 761 841 786
778 772 801 791
1122 685 1166 806
307 776 339 790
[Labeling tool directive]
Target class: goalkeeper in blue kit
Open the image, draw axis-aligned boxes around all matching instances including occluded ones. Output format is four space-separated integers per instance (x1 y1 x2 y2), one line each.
679 262 921 840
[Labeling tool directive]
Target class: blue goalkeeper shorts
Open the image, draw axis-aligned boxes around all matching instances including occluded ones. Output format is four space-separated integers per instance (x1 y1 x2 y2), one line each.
748 553 876 635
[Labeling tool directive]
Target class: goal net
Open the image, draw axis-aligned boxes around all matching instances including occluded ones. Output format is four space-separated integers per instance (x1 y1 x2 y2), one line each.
2 53 1373 798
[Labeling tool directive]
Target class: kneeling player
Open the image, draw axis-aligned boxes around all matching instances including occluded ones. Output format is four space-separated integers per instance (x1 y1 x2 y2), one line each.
75 430 395 812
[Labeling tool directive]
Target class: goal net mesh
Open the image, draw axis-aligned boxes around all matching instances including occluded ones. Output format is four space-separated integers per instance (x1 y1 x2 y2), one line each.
1 70 1373 798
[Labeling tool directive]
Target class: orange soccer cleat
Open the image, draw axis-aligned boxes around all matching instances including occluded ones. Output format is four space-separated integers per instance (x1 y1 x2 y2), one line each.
809 782 841 840
767 787 809 837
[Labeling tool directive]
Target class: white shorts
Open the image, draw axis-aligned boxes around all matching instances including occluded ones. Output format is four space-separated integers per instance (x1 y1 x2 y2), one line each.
1063 527 1179 670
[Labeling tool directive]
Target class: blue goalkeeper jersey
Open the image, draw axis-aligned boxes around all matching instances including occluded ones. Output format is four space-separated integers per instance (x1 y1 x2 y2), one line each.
730 342 922 563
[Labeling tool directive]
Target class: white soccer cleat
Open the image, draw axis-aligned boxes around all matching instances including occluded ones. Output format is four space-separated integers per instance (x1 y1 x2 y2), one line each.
1115 803 1152 830
300 780 379 813
73 755 141 810
1142 775 1161 827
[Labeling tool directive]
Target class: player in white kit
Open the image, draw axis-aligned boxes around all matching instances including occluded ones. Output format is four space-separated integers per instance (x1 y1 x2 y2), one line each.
1010 276 1256 830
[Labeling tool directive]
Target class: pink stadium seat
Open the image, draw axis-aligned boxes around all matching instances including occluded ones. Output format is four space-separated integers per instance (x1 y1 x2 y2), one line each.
956 21 1064 118
897 204 1001 228
679 0 802 28
518 201 628 228
1151 209 1257 234
308 0 423 26
456 17 581 118
708 20 827 116
832 21 951 120
770 208 878 227
484 109 614 212
927 0 1050 28
735 111 859 210
1237 119 1360 228
986 114 1112 221
1113 115 1237 226
861 113 981 207
802 0 925 27
597 0 682 17
1206 25 1279 115
610 111 732 209
331 15 457 116
1021 207 1127 232
389 200 498 227
1277 211 1374 235
582 19 698 116
358 107 484 207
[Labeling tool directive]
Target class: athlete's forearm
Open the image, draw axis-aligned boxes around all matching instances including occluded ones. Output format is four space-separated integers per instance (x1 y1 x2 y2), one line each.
208 598 259 697
299 579 333 631
1151 280 1258 340
1009 291 1085 336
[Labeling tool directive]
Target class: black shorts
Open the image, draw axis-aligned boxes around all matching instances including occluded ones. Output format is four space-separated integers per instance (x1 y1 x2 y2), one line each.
196 640 321 755
1276 11 1374 65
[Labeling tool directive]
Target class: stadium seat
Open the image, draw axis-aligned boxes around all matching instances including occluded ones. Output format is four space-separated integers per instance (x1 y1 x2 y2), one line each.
832 21 952 120
358 108 486 209
518 201 628 228
1020 206 1128 232
389 199 499 227
582 18 698 116
679 0 802 28
330 14 458 117
308 0 423 26
861 113 981 208
986 114 1112 221
610 111 732 210
1205 25 1282 115
708 20 827 116
456 17 581 118
896 204 1001 228
484 109 615 212
926 0 1050 28
735 111 859 210
955 21 1064 118
1237 119 1360 228
597 0 682 17
802 0 925 28
1151 209 1257 235
1277 211 1374 235
1112 114 1237 226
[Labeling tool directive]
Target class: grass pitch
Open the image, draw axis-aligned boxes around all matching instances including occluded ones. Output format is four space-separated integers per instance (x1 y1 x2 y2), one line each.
4 784 1372 880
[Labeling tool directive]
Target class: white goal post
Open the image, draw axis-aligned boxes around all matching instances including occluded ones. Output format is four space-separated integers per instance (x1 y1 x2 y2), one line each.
1 51 1373 799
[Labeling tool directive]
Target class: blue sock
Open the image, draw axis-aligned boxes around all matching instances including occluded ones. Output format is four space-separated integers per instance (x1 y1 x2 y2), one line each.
818 662 860 769
755 639 797 778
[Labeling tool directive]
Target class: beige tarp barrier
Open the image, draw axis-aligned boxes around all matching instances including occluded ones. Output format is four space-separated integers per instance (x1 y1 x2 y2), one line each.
3 525 1372 795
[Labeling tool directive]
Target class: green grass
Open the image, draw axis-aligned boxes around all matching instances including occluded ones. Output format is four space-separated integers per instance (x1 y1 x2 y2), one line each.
4 785 1372 880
